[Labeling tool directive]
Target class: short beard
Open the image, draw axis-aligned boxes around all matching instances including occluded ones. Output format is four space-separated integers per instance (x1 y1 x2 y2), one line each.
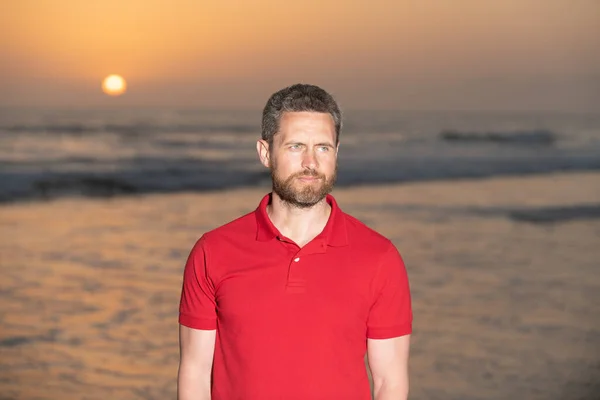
271 162 337 209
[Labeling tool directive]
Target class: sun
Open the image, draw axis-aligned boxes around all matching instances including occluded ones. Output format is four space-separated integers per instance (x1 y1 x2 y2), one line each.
101 74 127 96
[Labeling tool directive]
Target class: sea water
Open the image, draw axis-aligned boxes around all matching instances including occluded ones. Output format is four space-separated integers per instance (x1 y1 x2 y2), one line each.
1 108 599 202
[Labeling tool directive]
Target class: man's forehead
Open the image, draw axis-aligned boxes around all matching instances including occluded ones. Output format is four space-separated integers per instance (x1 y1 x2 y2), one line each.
276 112 335 137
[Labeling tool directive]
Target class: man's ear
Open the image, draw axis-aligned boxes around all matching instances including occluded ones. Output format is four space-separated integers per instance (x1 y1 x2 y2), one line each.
257 139 271 168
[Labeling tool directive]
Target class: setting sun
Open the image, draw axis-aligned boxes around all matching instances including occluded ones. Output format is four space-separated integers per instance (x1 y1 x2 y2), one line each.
101 74 127 96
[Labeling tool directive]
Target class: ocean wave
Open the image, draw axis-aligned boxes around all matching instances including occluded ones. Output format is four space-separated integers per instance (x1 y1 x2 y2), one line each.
2 152 600 203
0 165 270 203
33 176 140 198
508 204 600 223
440 129 556 145
1 122 258 135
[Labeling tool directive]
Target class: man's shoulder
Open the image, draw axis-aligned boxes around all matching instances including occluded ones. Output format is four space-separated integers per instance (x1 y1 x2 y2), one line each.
198 209 257 245
341 211 396 251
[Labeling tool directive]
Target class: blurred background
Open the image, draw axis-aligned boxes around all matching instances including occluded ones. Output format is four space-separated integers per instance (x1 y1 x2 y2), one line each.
1 1 599 399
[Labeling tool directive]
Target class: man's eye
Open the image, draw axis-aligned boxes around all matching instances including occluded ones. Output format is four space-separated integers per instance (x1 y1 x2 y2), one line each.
290 144 301 150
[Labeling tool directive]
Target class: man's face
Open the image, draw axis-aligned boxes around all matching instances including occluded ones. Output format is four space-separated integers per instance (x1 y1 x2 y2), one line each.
261 111 338 208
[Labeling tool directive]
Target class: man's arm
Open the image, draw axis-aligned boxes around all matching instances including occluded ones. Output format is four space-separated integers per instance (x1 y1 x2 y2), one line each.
178 325 217 400
367 335 411 400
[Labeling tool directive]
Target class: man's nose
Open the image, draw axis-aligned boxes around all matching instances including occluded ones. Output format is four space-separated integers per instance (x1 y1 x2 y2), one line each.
301 149 317 169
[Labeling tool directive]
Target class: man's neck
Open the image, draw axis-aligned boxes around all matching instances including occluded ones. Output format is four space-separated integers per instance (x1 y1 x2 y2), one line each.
267 193 331 247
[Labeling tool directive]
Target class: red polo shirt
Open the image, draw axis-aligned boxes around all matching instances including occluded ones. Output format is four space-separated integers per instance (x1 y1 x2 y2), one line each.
179 193 412 400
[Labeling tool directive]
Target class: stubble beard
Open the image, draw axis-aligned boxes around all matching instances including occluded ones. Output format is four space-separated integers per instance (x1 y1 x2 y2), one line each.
271 161 337 209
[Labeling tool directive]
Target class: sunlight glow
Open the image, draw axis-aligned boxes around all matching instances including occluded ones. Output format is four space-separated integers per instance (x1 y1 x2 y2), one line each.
101 75 127 96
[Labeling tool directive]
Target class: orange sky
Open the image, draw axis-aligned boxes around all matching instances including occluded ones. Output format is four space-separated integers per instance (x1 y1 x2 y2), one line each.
1 0 599 110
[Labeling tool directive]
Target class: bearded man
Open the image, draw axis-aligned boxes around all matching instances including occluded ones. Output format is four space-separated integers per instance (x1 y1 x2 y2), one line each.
177 83 413 400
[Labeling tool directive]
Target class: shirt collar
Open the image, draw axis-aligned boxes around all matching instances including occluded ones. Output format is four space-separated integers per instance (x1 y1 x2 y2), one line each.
255 193 348 247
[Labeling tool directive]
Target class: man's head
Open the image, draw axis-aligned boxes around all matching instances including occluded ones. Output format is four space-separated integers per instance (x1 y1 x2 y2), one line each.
257 84 343 208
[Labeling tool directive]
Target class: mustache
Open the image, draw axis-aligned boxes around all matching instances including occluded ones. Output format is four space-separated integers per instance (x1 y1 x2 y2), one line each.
293 170 324 178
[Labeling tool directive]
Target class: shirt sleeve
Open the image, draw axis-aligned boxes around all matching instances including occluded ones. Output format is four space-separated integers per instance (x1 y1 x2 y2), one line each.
178 236 217 330
366 242 413 339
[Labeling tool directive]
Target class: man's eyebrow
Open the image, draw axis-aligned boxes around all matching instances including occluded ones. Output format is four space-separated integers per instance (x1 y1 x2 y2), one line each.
281 141 335 147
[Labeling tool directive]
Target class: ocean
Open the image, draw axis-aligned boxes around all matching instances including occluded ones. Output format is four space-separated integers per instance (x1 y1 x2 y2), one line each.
1 108 599 399
1 108 599 203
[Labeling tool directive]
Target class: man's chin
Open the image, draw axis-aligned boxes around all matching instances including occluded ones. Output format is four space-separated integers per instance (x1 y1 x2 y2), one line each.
294 185 327 198
292 196 324 208
278 190 326 207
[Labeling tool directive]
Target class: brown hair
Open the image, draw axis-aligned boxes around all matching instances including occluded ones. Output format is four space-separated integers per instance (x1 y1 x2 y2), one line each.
261 83 342 146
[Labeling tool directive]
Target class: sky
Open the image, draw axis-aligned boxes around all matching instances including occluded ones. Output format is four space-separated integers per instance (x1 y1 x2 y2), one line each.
1 0 599 111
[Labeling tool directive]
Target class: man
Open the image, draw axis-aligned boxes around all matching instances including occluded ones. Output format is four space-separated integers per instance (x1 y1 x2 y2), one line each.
178 83 412 400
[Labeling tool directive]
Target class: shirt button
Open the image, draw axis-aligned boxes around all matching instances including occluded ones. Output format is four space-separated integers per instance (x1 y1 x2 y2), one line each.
294 257 300 262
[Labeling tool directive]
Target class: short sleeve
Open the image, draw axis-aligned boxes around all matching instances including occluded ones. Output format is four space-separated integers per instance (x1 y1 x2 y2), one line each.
366 243 413 339
178 236 217 330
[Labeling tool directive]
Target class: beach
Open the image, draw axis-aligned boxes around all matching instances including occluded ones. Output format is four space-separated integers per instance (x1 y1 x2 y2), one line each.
1 171 599 399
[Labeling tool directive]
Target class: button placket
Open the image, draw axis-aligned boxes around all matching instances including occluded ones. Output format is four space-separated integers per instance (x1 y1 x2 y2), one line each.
286 251 306 293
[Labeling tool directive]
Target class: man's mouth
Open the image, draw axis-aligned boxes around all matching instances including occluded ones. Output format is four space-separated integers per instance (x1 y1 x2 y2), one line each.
297 175 320 181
